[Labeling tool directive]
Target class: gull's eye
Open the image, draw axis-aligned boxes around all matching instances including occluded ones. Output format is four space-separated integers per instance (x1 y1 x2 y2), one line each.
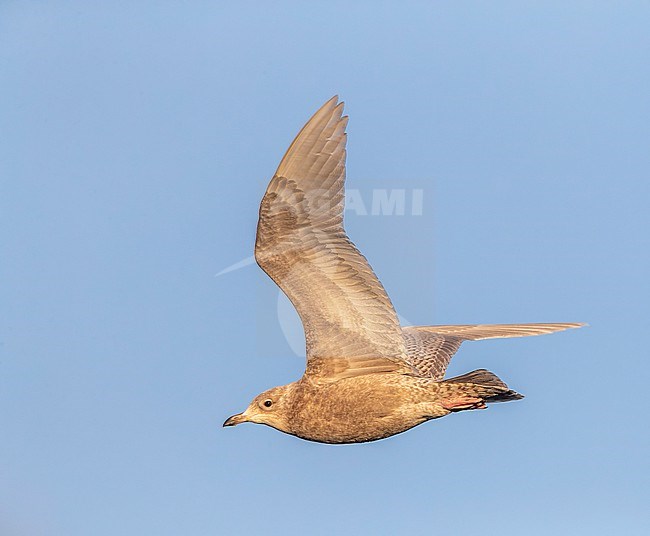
263 399 273 408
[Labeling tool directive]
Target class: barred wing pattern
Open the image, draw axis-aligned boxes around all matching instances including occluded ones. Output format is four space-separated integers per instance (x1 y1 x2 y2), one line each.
402 328 463 381
403 323 585 380
255 97 412 381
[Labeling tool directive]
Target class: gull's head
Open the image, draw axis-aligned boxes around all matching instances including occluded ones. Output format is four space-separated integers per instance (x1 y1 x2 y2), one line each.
223 385 292 431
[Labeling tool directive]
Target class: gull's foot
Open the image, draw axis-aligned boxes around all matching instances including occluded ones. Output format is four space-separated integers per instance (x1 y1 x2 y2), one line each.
441 396 487 411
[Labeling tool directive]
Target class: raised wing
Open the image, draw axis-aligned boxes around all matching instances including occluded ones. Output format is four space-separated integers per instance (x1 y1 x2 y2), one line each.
403 323 584 380
255 97 412 381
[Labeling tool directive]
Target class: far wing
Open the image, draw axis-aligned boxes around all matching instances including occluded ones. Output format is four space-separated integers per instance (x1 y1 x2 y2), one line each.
403 323 584 380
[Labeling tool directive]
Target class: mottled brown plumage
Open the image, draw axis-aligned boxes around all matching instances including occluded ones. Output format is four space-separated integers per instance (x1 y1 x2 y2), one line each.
224 97 584 444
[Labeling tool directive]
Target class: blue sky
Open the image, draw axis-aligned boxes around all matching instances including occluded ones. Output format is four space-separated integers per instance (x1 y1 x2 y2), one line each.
1 2 649 535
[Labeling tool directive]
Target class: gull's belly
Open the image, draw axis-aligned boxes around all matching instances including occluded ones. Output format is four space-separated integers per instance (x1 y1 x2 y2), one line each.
287 376 440 444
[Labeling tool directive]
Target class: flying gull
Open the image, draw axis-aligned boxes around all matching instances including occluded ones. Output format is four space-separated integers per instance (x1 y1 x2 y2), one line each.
223 97 583 444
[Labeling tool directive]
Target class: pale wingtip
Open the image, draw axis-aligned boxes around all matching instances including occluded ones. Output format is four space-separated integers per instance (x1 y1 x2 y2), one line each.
326 94 345 111
311 95 344 121
323 94 340 108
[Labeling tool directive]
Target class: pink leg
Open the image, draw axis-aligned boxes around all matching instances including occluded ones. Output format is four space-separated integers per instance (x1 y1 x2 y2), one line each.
441 396 487 411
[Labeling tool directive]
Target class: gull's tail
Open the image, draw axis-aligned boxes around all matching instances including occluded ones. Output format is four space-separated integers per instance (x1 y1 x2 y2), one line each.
440 369 524 410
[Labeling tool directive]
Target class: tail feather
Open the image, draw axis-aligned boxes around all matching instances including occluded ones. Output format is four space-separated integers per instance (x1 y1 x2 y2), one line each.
444 368 524 403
